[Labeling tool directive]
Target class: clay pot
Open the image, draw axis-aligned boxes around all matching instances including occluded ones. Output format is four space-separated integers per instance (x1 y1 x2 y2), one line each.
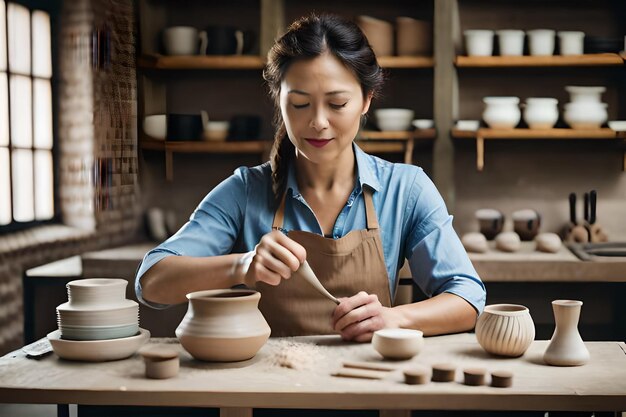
543 300 590 366
356 15 393 57
396 17 432 56
482 96 521 129
475 304 535 357
523 98 559 130
176 289 271 362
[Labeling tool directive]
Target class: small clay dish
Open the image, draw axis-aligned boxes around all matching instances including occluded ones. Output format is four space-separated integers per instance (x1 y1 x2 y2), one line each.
403 365 431 385
463 367 486 386
139 345 180 379
372 328 424 360
431 363 456 382
491 370 513 388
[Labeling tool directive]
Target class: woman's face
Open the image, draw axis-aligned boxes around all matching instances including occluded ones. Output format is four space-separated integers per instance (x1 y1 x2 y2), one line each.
279 52 372 166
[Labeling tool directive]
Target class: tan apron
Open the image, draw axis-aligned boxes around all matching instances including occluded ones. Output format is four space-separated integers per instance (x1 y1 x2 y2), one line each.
257 187 392 336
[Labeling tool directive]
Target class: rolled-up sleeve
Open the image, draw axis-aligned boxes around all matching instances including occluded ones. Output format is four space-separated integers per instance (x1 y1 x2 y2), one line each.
403 171 486 314
135 167 248 308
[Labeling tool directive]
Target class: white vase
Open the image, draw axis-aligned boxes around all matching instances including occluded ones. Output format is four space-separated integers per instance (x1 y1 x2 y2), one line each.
482 96 521 129
543 300 590 366
523 98 559 129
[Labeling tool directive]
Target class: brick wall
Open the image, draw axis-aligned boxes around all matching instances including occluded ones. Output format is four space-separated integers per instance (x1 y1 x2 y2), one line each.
0 0 141 355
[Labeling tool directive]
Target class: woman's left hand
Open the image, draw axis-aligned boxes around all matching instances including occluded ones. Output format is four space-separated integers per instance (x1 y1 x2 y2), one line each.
332 291 403 342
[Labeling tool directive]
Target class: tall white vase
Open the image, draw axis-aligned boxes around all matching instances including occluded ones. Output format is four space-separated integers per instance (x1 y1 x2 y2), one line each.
543 300 590 366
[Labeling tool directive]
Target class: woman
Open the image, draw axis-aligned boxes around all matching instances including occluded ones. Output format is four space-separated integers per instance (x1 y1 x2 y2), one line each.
136 14 485 341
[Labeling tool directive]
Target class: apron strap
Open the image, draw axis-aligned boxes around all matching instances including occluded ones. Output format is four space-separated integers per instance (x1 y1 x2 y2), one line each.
363 187 379 230
272 186 379 231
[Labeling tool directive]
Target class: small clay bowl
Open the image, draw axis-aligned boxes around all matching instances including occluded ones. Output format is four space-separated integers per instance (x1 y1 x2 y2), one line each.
139 345 179 379
372 328 424 360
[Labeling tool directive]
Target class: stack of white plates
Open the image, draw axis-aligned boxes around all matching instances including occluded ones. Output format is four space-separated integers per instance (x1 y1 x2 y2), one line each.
55 278 140 341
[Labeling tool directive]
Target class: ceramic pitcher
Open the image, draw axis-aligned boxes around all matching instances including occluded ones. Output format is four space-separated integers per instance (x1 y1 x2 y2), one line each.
176 289 271 362
543 300 590 366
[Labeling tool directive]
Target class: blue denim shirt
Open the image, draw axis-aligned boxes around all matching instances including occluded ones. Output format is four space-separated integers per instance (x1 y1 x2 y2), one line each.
135 145 485 313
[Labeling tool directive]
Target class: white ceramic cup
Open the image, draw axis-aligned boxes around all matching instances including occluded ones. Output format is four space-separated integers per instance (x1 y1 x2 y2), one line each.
143 115 167 140
464 30 494 56
496 30 525 56
558 31 585 55
527 29 555 56
163 26 200 55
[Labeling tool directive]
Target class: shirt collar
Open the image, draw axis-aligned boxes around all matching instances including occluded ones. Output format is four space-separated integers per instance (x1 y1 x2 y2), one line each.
285 143 381 197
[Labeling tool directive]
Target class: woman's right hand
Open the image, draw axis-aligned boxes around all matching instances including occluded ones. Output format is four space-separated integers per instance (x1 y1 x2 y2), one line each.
244 230 306 287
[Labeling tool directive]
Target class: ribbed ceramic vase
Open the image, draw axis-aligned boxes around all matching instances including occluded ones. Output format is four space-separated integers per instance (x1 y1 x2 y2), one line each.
475 304 535 357
176 289 271 362
543 300 589 366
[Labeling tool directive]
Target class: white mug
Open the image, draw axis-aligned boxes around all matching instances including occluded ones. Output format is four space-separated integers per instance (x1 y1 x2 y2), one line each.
496 30 524 56
464 30 494 56
163 26 200 55
557 31 585 55
527 29 555 56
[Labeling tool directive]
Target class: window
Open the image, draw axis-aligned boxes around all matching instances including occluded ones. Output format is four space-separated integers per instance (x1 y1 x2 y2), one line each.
0 0 55 231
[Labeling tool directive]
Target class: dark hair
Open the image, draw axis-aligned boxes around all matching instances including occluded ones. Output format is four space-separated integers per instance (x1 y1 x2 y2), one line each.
263 13 384 204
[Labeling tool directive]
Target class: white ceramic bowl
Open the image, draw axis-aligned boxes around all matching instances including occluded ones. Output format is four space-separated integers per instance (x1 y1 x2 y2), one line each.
47 328 150 362
374 108 415 131
66 278 129 307
59 323 139 341
372 328 424 360
57 303 138 326
203 121 230 141
455 120 480 131
143 115 167 140
412 119 434 130
608 120 626 132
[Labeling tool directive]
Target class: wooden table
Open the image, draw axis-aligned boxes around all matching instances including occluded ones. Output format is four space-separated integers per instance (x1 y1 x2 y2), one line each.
1 334 625 416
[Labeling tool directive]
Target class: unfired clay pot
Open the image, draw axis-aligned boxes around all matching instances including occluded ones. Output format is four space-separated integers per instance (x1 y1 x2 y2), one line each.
176 289 271 362
543 300 590 366
475 304 535 357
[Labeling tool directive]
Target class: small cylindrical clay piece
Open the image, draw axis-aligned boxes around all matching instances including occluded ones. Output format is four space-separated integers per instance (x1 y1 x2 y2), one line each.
431 363 456 382
490 370 513 388
403 366 430 385
463 367 486 386
140 346 180 379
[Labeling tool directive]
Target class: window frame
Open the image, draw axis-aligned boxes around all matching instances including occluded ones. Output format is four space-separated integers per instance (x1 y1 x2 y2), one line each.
0 0 61 234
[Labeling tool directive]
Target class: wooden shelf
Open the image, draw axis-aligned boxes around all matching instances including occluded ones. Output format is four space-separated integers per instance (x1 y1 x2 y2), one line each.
455 53 624 67
451 128 625 171
356 129 435 164
138 54 266 70
140 139 271 181
137 54 434 70
377 56 434 68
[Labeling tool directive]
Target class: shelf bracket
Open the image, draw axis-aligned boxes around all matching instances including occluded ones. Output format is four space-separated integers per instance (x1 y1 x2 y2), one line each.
404 135 415 165
476 136 484 172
